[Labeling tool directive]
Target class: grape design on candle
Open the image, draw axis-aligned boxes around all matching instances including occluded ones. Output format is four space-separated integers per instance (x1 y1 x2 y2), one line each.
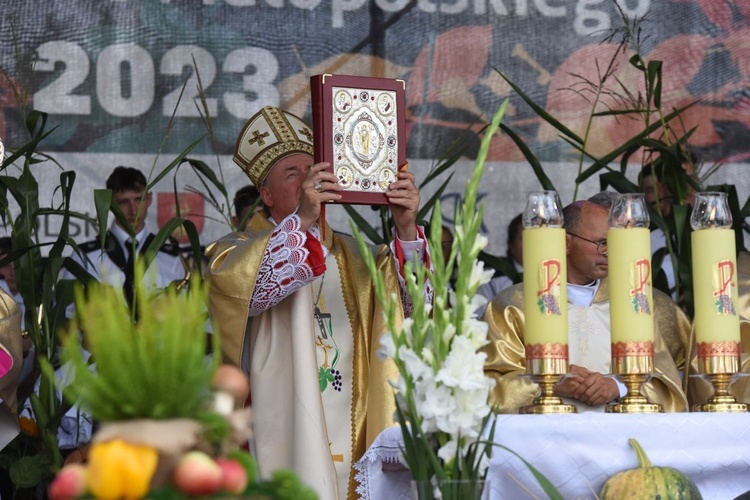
713 261 736 315
630 259 652 314
537 259 562 315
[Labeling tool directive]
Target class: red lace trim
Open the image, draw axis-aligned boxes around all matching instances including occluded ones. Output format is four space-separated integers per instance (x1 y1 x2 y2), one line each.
611 341 654 358
525 343 569 360
696 341 741 357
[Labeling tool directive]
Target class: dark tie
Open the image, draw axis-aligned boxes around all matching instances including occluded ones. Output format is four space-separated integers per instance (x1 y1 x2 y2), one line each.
123 239 136 310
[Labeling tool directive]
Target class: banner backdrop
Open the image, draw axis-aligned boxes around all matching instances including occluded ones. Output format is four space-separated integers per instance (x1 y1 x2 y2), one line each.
1 0 749 251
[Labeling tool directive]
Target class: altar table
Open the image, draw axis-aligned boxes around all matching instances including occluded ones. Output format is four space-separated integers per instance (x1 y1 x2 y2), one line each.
354 412 750 499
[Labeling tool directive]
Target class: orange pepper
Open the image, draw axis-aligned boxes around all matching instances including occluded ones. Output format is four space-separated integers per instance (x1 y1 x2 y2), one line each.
86 439 158 498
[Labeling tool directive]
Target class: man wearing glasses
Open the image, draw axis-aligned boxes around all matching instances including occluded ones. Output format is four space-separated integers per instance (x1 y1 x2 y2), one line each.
482 200 689 413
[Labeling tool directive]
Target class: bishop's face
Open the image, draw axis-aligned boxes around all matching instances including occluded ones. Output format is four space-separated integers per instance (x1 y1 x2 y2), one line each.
260 153 314 222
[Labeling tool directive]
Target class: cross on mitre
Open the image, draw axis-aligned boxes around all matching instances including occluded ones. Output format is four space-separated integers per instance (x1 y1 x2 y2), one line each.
248 129 269 146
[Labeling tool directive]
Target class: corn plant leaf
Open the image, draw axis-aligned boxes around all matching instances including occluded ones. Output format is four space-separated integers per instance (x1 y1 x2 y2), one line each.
343 205 384 245
417 172 454 224
647 60 663 109
182 157 228 198
494 68 584 145
145 135 206 191
94 189 113 248
500 123 556 191
575 100 700 184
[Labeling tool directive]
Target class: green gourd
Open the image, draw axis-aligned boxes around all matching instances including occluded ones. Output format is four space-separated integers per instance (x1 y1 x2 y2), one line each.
600 438 702 499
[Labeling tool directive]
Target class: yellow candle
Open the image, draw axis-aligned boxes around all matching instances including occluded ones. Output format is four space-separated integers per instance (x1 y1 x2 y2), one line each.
522 227 567 346
607 227 654 343
691 228 740 345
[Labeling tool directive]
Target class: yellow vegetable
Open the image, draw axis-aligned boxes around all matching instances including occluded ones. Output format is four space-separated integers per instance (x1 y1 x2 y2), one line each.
86 439 159 498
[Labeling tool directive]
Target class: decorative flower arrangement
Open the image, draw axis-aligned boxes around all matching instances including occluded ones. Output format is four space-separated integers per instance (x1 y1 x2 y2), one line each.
45 267 316 499
353 100 508 499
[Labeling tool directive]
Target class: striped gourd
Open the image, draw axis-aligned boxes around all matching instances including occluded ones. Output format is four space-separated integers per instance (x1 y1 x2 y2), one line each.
600 438 702 499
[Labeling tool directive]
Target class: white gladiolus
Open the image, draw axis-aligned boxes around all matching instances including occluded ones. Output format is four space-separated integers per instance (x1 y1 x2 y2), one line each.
441 322 457 344
470 234 489 256
354 101 508 490
399 345 433 383
420 345 436 366
468 294 487 318
435 337 489 391
437 438 459 465
462 318 490 350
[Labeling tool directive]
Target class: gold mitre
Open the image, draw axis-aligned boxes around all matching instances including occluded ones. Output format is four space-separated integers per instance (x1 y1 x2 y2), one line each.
233 106 314 188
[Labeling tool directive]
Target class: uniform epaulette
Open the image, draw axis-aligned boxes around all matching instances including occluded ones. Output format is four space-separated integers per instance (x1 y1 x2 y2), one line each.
78 238 106 253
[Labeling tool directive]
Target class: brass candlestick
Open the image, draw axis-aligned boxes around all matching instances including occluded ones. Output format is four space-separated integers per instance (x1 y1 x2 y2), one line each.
693 350 747 412
606 347 662 413
520 354 577 414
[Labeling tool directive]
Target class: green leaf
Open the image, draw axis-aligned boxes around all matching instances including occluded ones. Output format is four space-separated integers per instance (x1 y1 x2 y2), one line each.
495 68 584 145
417 173 454 224
9 454 43 488
94 189 113 247
598 171 638 194
499 123 556 191
493 444 564 500
343 205 384 245
575 101 700 184
145 135 206 191
646 60 663 108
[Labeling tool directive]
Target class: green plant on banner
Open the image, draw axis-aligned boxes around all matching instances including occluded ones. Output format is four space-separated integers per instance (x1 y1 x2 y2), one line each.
495 2 750 317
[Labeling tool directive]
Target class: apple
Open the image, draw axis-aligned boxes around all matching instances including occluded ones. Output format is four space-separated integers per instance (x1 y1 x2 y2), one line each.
216 458 249 494
172 451 223 496
49 464 88 500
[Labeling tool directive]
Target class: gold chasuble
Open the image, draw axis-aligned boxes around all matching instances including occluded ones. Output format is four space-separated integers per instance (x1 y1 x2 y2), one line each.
482 278 689 413
205 212 400 500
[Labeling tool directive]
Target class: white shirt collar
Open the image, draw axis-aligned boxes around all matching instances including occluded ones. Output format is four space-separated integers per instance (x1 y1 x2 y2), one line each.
567 279 600 307
110 224 148 252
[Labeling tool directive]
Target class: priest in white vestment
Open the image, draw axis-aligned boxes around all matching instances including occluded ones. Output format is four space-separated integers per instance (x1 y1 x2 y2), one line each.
482 201 689 413
205 107 431 500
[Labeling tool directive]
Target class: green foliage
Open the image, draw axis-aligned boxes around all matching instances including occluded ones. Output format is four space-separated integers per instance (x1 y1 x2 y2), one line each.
57 272 219 421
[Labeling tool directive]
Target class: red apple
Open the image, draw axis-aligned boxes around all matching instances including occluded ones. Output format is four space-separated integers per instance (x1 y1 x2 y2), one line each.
172 451 223 496
49 464 88 500
216 458 249 494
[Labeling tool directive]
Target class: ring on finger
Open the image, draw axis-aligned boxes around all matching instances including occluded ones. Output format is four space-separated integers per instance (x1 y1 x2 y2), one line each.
314 181 323 193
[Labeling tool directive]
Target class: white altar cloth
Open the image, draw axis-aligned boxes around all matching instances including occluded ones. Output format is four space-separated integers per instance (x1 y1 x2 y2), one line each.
354 412 750 499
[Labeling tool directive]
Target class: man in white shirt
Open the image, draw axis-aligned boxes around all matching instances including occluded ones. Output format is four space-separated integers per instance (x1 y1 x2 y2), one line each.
68 166 186 309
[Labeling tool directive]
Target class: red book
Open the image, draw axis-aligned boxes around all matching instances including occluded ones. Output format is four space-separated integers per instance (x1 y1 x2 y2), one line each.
310 74 406 206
